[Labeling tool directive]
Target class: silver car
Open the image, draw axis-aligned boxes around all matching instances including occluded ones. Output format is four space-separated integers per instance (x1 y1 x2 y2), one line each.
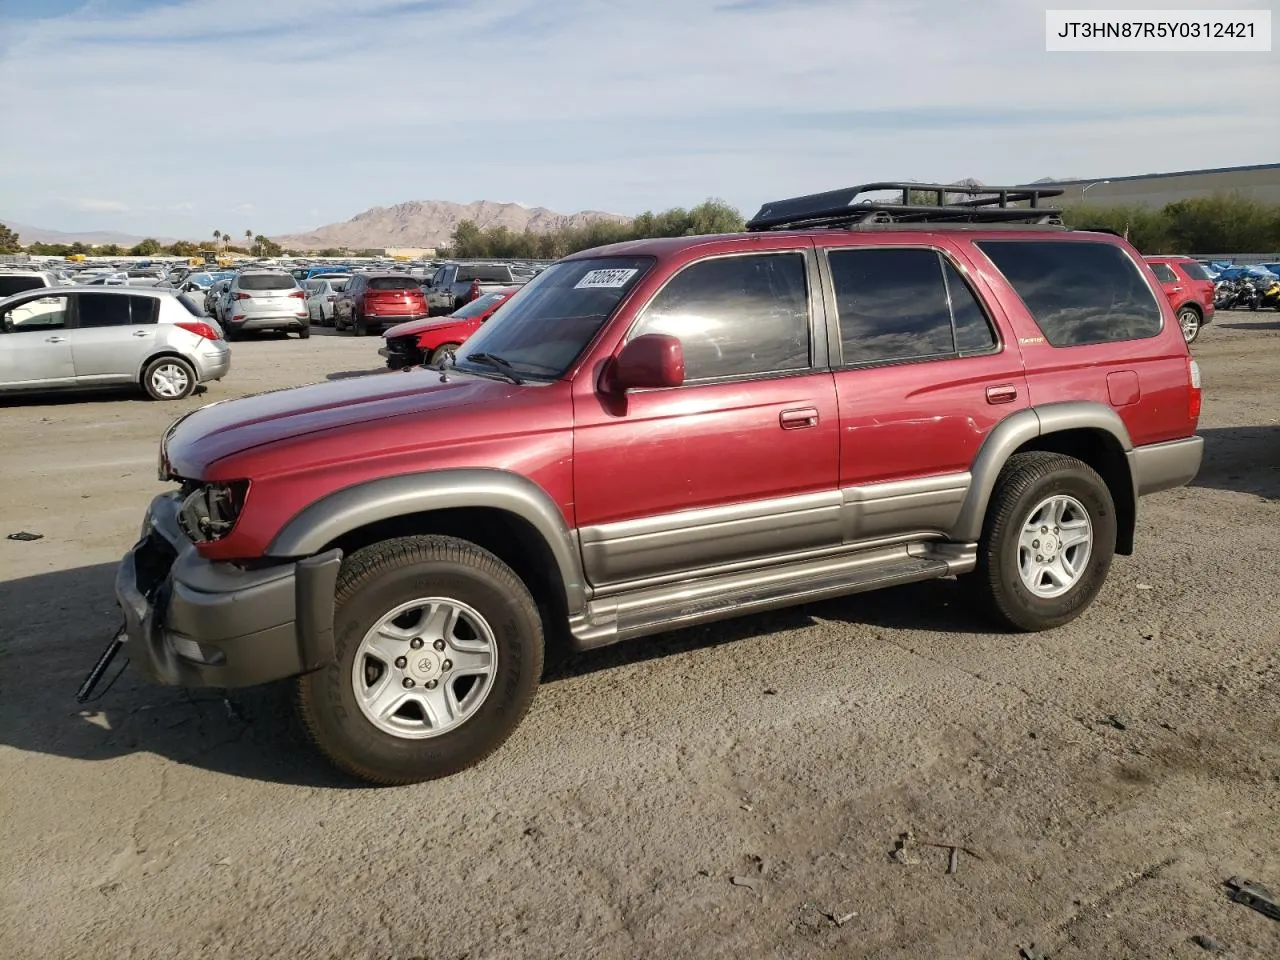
0 286 231 401
223 271 310 340
303 276 350 326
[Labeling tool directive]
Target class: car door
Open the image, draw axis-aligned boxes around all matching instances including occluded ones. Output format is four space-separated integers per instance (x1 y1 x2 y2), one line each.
572 245 841 589
66 292 159 383
0 292 75 388
821 242 1029 543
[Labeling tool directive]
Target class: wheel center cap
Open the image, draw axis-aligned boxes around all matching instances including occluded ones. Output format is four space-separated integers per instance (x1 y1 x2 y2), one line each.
407 651 442 682
1040 534 1060 558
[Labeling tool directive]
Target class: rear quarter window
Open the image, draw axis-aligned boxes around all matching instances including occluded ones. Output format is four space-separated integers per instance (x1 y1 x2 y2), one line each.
1175 260 1209 282
977 240 1162 347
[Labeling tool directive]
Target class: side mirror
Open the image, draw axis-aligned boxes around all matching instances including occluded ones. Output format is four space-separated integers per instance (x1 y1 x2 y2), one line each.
610 334 684 391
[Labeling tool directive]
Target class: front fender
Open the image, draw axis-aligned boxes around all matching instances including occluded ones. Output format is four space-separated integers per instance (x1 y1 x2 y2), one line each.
264 468 588 616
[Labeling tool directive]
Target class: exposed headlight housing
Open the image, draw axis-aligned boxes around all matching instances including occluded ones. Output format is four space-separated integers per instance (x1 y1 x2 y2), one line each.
177 481 249 543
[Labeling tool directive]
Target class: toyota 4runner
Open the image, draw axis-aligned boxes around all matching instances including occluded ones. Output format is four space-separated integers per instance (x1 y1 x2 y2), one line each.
101 183 1204 784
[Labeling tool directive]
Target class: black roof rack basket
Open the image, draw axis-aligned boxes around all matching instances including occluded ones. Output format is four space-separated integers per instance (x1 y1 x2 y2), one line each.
746 182 1065 231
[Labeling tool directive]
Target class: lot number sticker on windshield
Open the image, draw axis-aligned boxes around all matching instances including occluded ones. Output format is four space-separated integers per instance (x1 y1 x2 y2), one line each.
574 268 638 289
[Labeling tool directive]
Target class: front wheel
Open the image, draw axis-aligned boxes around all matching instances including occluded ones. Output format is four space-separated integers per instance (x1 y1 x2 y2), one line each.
971 452 1116 632
1177 306 1201 344
297 536 544 785
430 342 460 367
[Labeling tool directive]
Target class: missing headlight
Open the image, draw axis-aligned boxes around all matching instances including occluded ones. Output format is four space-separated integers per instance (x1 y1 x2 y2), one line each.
177 481 248 543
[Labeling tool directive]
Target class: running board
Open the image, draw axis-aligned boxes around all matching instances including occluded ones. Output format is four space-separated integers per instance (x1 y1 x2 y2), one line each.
569 544 962 651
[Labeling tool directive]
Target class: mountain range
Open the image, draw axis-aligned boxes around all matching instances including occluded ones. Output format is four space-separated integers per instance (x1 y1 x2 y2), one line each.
272 200 631 251
2 200 630 251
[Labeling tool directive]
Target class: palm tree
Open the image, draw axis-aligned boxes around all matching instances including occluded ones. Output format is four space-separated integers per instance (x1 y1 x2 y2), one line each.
244 229 252 252
212 229 221 250
220 230 228 251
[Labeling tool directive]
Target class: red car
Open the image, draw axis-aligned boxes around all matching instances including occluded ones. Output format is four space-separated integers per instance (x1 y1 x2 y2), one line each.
109 181 1203 784
1144 255 1215 344
333 273 428 336
379 287 517 369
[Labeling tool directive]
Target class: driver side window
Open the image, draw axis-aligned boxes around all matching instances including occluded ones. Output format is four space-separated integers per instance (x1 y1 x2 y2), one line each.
630 252 811 383
2 294 70 333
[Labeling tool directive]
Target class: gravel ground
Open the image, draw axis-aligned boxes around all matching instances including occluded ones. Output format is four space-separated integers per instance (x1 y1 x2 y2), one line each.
2 318 1278 960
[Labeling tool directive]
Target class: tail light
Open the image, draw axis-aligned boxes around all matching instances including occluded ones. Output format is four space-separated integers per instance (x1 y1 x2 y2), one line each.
175 321 222 341
289 290 305 300
468 280 482 302
233 292 251 300
1188 357 1202 421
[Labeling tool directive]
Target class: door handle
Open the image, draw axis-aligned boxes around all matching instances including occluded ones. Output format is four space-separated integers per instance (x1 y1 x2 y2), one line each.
45 336 66 343
986 384 1018 404
132 330 150 337
780 407 819 429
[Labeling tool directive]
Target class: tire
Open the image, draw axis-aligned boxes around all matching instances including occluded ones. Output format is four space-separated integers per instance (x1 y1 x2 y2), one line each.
142 355 197 401
1177 306 1201 344
353 311 366 336
299 325 311 340
971 452 1116 632
297 535 544 785
430 342 460 367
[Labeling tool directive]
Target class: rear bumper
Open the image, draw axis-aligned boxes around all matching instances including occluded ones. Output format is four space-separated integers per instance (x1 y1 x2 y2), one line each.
116 492 341 688
1129 436 1204 497
192 343 231 382
232 315 309 330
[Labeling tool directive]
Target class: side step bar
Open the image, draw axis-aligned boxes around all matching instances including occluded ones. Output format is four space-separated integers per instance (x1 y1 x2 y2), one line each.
569 543 966 651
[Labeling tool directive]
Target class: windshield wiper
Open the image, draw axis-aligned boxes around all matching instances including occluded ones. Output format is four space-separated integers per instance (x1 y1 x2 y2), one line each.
464 352 524 385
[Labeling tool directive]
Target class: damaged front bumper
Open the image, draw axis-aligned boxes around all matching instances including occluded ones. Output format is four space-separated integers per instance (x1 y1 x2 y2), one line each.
115 492 341 688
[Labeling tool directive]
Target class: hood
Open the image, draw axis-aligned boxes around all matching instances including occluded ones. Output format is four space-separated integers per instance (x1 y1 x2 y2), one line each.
382 315 462 340
162 370 518 479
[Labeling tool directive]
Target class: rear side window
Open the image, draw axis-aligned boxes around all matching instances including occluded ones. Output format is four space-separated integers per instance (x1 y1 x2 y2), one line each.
0 275 46 298
632 252 810 381
176 293 207 317
368 277 419 291
238 274 296 291
1149 262 1178 283
76 293 158 327
1176 260 1209 281
978 241 1162 346
828 248 996 365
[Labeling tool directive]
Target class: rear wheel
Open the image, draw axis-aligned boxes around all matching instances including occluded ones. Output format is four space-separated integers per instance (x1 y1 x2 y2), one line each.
298 325 311 340
1177 306 1201 344
297 536 544 785
971 452 1116 632
353 311 367 336
143 356 197 401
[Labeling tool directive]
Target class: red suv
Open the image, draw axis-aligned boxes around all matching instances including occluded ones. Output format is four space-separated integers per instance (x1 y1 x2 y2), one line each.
1145 255 1215 344
98 183 1203 784
333 273 428 336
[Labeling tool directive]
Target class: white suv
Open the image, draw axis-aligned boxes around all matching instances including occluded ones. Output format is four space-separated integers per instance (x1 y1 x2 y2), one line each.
0 269 58 300
223 271 310 340
0 286 231 401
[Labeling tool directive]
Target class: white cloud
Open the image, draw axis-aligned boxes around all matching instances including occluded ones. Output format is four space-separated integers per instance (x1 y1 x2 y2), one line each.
60 197 130 213
2 0 1275 235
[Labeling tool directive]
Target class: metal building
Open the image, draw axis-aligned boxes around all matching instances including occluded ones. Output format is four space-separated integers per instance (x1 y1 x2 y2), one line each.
1028 162 1280 206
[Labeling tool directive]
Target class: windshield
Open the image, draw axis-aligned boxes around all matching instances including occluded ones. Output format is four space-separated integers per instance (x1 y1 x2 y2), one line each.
451 291 508 318
453 256 653 379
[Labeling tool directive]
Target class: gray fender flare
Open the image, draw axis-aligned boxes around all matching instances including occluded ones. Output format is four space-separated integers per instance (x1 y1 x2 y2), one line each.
266 469 588 616
950 402 1134 543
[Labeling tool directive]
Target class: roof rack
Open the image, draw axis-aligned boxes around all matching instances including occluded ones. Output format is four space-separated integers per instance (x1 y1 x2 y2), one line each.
746 182 1065 231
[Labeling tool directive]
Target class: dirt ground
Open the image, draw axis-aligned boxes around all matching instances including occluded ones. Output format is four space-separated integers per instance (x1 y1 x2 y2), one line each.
1 317 1277 960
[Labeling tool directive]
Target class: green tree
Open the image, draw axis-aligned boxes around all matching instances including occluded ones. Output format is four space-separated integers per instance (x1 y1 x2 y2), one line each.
97 243 123 256
169 240 200 257
28 242 70 256
0 223 20 253
129 238 162 256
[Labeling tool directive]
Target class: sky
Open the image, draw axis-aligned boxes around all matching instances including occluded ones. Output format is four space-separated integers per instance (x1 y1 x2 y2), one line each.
0 0 1276 238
